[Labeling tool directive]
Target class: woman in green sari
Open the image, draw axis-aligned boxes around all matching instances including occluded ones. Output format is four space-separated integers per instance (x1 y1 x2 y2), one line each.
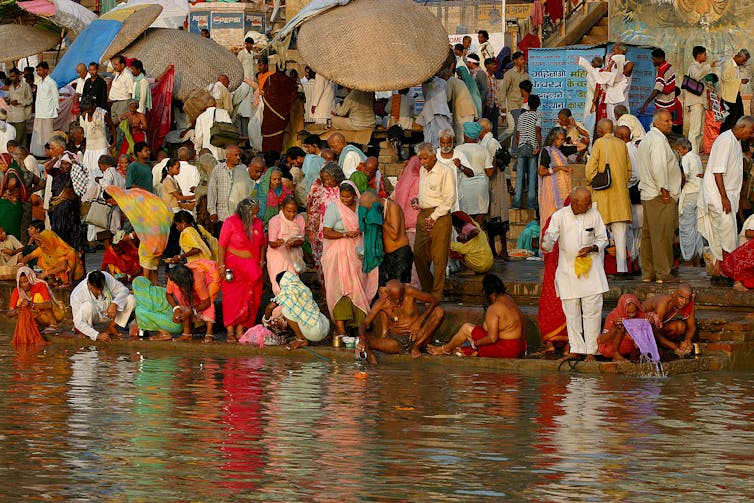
132 276 183 339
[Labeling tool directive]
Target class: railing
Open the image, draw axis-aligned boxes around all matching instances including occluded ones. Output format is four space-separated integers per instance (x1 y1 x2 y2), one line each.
541 0 592 43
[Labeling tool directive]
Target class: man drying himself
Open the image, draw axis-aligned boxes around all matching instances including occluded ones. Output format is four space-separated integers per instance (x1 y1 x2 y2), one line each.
643 283 697 358
356 279 445 362
359 191 412 285
428 273 525 357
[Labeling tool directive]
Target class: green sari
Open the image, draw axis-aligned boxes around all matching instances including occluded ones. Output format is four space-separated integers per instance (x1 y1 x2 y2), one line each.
132 276 183 333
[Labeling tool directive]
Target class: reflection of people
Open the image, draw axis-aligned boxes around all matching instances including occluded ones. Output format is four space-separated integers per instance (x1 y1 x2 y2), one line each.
358 280 444 362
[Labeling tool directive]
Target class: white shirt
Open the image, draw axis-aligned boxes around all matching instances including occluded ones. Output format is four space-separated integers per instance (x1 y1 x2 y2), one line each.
540 205 609 300
0 123 16 153
35 76 59 119
193 106 232 161
637 127 682 200
418 160 457 221
133 76 150 114
109 69 134 101
700 129 743 213
151 158 170 193
237 48 256 81
616 114 646 142
626 141 640 188
455 142 491 215
311 74 336 122
685 60 711 107
340 149 364 178
71 272 131 340
176 161 201 197
72 74 89 95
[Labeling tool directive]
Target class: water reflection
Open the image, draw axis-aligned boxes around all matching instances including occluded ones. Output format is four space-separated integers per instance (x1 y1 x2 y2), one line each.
0 343 753 500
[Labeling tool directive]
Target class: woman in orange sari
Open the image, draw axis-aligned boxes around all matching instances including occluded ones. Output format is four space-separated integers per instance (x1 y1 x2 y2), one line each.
538 127 571 231
20 230 84 286
8 266 63 337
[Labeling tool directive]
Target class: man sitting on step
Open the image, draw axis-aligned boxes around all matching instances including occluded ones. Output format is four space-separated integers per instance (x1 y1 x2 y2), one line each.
643 283 697 358
356 280 444 363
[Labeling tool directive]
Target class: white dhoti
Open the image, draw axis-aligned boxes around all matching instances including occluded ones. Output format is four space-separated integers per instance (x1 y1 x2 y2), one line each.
628 203 643 262
609 221 629 273
74 295 136 340
679 200 703 261
687 104 705 154
698 203 738 262
561 293 603 355
30 117 53 157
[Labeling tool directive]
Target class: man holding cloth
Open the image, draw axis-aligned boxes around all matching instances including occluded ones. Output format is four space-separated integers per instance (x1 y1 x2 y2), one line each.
541 187 609 362
698 116 754 285
637 110 682 284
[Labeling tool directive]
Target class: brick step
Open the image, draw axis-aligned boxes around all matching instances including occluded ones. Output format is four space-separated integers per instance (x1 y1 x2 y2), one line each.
699 332 754 342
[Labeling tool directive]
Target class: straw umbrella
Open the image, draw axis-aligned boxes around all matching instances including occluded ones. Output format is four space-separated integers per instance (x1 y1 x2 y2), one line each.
0 24 60 63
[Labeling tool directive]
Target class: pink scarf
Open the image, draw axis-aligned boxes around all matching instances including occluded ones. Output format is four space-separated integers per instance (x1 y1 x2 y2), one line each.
390 155 420 229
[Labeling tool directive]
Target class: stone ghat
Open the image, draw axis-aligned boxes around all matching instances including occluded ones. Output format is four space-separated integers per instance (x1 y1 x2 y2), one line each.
44 334 725 377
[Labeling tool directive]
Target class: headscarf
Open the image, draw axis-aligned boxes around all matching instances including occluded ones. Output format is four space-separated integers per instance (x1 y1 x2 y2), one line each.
457 66 483 117
603 294 645 333
15 266 61 307
302 154 325 192
463 121 483 140
358 197 384 273
0 159 29 202
390 155 421 229
33 230 84 280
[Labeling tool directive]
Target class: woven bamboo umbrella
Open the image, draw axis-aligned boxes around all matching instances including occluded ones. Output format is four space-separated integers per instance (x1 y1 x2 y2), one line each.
100 4 163 63
296 0 450 91
122 28 244 101
0 24 59 62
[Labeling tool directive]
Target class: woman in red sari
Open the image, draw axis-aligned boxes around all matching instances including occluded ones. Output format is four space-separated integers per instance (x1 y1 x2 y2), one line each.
218 197 266 342
536 197 570 355
101 232 142 283
597 293 644 361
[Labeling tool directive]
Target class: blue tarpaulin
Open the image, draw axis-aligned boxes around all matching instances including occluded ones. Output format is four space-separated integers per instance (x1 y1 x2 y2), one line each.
50 19 122 88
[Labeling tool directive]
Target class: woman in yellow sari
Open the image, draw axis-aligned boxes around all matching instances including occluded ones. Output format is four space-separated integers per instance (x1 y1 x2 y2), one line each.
165 210 218 264
20 230 84 286
538 127 572 231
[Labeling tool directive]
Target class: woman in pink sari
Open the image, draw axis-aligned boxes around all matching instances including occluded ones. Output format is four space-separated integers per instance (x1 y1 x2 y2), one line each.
321 181 378 336
538 127 571 232
267 195 305 294
306 161 345 285
390 154 422 288
218 197 266 342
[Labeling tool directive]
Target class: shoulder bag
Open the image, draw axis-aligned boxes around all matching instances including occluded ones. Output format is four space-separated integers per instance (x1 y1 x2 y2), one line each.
591 140 612 191
209 108 241 147
681 74 704 96
84 194 114 229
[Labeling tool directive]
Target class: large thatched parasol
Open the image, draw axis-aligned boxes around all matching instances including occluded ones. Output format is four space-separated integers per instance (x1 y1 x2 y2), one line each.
296 0 450 91
0 23 59 62
121 28 244 101
99 4 162 63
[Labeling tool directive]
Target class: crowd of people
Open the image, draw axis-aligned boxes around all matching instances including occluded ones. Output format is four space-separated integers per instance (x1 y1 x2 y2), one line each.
3 33 750 363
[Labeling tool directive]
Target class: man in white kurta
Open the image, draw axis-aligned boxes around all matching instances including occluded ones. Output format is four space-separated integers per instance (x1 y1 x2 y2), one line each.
454 122 491 219
193 98 232 161
30 62 59 157
697 117 754 278
237 38 256 81
310 74 336 125
71 271 135 342
541 188 609 360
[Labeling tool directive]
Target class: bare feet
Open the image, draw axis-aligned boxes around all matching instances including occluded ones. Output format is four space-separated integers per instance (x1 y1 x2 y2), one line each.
558 352 581 363
286 338 308 350
584 354 596 362
203 334 214 344
734 281 749 292
410 346 422 359
613 354 628 362
175 333 193 342
149 330 173 341
426 344 450 355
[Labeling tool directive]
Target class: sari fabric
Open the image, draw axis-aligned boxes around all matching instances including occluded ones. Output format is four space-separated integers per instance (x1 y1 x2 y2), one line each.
219 214 266 328
321 188 378 318
306 179 341 282
132 276 183 333
179 226 214 262
390 155 421 229
267 212 305 294
263 185 292 224
457 66 483 118
166 259 220 322
721 240 754 289
538 146 571 231
598 293 644 358
28 230 84 284
261 71 297 153
101 241 142 278
106 186 172 270
537 204 569 348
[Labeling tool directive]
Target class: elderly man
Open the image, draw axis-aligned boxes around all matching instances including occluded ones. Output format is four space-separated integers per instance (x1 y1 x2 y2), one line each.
586 119 633 276
582 43 633 122
557 108 590 153
327 132 366 178
637 110 682 284
357 279 444 362
194 97 232 161
614 104 645 143
71 271 135 342
643 284 697 358
720 49 750 133
210 74 233 113
108 55 134 150
455 121 491 223
175 147 200 207
640 48 677 114
413 142 457 299
72 63 88 112
331 89 376 131
444 66 478 144
265 271 330 350
540 187 609 362
428 273 525 358
479 118 510 260
30 62 58 157
82 62 108 110
6 68 32 147
247 155 266 196
698 116 754 285
207 144 251 235
361 190 411 284
350 156 387 198
500 51 529 143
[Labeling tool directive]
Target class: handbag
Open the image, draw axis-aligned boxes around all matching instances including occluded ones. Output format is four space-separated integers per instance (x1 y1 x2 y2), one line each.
591 141 612 191
209 109 240 147
84 197 113 228
681 74 704 96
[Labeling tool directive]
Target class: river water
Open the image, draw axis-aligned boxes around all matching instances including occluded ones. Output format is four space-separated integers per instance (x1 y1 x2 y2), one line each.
1 342 753 501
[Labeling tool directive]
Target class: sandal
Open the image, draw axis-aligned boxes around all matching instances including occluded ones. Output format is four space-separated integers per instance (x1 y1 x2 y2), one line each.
203 334 215 344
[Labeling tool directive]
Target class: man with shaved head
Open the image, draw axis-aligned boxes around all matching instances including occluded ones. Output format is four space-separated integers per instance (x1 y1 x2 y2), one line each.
327 132 366 178
643 283 697 358
586 118 633 276
72 63 88 117
356 279 444 362
637 109 682 284
541 187 609 362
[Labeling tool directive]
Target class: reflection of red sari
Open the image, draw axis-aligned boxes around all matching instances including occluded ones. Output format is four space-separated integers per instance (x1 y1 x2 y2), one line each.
219 214 266 328
101 241 142 279
537 201 569 348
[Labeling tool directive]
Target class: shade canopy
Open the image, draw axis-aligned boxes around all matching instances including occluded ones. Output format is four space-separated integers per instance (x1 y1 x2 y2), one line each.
0 24 59 62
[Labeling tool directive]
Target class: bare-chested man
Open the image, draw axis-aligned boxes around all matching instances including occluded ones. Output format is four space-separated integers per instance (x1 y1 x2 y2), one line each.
427 274 526 358
357 280 445 363
643 283 697 357
359 191 412 285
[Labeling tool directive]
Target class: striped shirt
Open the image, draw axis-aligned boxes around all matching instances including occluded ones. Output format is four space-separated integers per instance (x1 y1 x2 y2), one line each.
516 110 541 149
654 62 677 109
485 70 498 107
